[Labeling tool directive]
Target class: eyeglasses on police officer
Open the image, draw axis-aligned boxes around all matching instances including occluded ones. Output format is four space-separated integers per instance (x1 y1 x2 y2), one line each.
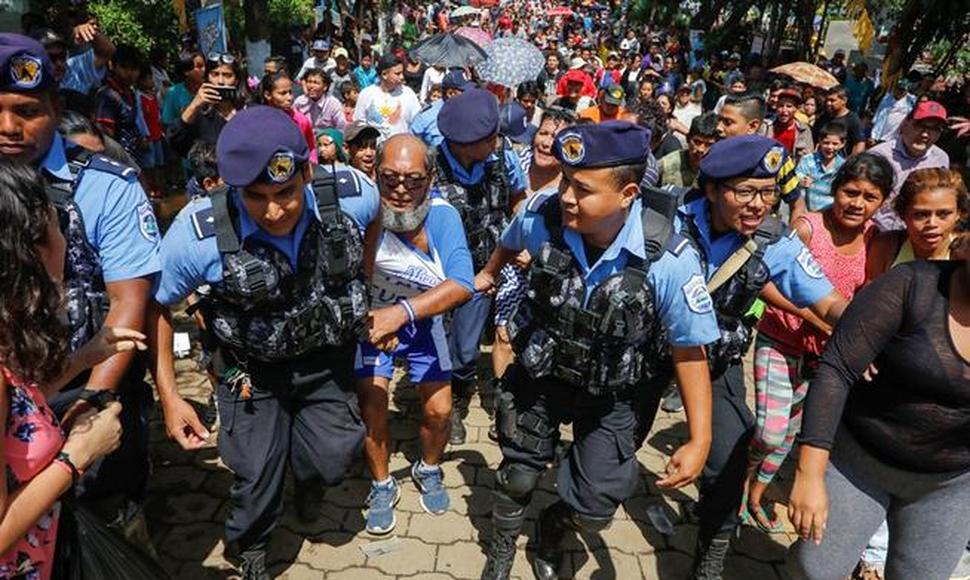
721 184 780 205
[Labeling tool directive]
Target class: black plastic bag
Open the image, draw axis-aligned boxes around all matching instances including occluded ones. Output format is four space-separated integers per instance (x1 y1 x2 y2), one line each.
53 500 170 580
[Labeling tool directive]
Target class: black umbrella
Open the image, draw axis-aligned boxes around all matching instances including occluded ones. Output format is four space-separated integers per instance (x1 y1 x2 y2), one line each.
409 33 488 68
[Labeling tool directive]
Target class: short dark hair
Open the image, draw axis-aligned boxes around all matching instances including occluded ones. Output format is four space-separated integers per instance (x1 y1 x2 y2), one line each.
611 162 647 190
723 92 765 122
818 122 847 141
827 85 848 100
339 79 359 101
175 51 202 79
688 112 719 139
188 142 219 180
112 43 143 69
260 70 290 101
517 81 542 101
303 67 328 83
635 100 669 138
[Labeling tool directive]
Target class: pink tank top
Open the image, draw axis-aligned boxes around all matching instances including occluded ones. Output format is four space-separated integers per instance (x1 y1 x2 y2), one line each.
758 212 873 356
0 367 65 580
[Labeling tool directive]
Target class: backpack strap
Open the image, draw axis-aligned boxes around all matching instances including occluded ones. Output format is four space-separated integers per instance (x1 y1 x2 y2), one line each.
312 165 350 279
706 216 786 293
209 185 242 253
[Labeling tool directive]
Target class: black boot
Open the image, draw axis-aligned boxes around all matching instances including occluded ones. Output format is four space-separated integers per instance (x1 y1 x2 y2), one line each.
450 378 471 445
486 376 502 442
240 547 270 580
482 491 527 580
532 502 572 580
692 537 730 580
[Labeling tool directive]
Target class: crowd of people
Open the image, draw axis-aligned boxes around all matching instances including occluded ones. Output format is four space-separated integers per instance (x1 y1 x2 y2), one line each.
0 1 969 580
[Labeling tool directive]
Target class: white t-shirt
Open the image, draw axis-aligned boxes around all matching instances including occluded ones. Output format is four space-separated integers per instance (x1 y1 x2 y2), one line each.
673 102 702 130
353 83 421 141
420 67 446 104
297 56 336 80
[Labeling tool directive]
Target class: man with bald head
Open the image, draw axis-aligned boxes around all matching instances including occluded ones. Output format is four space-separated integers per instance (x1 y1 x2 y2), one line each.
356 134 476 535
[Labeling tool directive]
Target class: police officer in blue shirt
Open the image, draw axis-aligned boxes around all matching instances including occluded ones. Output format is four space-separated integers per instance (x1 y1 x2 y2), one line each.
434 87 528 444
409 69 469 148
675 135 848 579
150 106 379 579
0 33 161 533
475 121 720 580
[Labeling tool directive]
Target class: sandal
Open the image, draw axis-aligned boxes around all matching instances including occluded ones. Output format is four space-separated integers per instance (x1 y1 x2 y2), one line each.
739 485 784 533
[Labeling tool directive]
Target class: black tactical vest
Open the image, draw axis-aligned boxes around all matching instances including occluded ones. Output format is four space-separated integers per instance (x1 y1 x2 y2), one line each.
434 142 511 269
505 190 684 396
199 167 368 362
44 148 110 352
682 214 786 377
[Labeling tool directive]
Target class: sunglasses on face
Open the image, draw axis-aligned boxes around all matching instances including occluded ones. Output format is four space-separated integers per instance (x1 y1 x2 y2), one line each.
378 171 429 191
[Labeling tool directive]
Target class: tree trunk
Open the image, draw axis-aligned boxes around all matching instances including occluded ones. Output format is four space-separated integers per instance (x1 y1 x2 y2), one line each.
244 0 268 42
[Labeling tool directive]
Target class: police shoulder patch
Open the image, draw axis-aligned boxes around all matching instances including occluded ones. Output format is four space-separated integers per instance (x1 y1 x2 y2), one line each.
136 200 159 242
191 207 217 240
87 154 138 181
682 274 713 314
796 247 825 279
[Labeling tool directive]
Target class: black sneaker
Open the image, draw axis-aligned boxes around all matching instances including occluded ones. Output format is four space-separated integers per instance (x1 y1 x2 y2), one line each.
449 409 466 445
692 538 730 580
661 385 684 413
532 503 570 580
240 548 270 580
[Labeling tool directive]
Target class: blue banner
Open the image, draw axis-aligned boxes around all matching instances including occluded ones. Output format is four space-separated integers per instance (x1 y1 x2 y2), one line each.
195 3 227 56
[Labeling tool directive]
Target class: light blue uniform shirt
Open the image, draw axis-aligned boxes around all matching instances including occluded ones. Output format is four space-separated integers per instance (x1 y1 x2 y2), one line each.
61 48 105 95
439 140 527 194
410 100 445 148
677 198 834 308
499 191 720 348
154 167 380 306
40 134 161 283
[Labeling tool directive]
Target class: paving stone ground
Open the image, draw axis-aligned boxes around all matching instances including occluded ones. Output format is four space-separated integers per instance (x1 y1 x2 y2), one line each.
146 309 798 579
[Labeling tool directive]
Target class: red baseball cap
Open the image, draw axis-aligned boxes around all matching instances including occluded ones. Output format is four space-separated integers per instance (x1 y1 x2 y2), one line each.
911 100 948 122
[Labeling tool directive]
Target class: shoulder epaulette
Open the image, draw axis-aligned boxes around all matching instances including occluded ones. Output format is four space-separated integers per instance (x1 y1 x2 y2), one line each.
85 154 139 181
191 206 217 240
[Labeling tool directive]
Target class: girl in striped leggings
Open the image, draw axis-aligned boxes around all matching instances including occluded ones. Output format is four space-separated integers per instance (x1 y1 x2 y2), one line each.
744 154 893 531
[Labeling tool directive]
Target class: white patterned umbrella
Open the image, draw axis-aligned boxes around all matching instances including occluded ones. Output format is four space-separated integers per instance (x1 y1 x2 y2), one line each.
476 37 545 88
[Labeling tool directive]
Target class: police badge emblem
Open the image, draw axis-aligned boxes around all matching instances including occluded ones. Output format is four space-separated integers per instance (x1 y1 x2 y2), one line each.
10 55 42 89
558 134 585 165
761 146 784 175
137 200 159 242
266 151 296 183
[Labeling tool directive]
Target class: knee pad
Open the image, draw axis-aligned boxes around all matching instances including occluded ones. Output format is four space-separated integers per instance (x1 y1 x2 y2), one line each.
496 463 540 499
569 511 613 533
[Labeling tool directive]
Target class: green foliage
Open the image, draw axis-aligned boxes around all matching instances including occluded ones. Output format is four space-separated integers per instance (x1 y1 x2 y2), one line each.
88 0 180 56
267 0 315 27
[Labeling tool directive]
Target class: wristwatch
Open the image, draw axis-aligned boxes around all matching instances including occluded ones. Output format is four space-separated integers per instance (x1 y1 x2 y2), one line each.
77 388 118 411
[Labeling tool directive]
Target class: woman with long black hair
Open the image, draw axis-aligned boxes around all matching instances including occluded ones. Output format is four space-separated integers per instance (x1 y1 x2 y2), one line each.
0 160 142 579
168 52 249 159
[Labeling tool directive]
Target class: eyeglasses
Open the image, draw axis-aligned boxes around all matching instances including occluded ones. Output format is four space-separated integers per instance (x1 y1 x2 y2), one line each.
722 184 779 205
207 52 236 67
378 172 429 191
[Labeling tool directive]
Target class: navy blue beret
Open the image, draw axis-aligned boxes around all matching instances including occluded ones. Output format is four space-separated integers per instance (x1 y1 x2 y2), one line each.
499 102 531 144
552 121 650 169
699 135 787 182
438 87 499 144
0 33 55 93
441 70 469 91
216 106 310 187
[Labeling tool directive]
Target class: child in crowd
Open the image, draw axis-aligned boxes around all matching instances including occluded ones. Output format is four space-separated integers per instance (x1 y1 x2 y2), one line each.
796 123 847 211
260 70 319 163
745 154 894 532
316 128 347 165
340 80 360 126
136 64 166 198
94 43 144 158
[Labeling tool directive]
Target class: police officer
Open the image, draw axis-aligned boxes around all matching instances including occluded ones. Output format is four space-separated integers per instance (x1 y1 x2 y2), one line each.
0 33 161 539
475 121 721 580
434 87 527 444
674 136 847 579
409 69 470 148
150 106 379 579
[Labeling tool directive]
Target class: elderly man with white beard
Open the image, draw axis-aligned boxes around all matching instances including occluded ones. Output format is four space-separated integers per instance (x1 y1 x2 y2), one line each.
355 133 475 536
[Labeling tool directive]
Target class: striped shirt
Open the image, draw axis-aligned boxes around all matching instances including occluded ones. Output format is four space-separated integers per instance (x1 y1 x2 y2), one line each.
795 152 845 211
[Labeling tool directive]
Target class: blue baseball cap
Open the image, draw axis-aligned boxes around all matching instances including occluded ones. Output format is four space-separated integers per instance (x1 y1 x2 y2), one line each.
699 135 786 183
0 33 55 93
311 39 331 51
499 102 532 144
442 70 470 91
216 106 310 187
553 121 651 169
439 87 499 144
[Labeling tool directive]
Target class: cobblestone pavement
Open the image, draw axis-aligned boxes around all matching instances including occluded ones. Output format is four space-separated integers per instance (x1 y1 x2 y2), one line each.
147 311 798 579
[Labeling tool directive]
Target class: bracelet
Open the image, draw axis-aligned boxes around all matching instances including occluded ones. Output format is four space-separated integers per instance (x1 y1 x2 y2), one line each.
399 299 416 324
53 451 82 486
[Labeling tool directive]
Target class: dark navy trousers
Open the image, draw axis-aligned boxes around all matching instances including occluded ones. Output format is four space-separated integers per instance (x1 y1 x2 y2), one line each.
216 346 365 551
447 292 493 384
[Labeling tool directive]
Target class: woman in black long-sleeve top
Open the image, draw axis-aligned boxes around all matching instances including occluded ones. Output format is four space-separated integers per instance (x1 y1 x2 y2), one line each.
787 218 970 580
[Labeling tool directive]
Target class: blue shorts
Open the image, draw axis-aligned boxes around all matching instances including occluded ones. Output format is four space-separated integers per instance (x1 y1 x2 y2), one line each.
354 317 452 385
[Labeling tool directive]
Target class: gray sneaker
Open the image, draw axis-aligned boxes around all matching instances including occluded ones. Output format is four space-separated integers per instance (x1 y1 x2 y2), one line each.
661 386 684 413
